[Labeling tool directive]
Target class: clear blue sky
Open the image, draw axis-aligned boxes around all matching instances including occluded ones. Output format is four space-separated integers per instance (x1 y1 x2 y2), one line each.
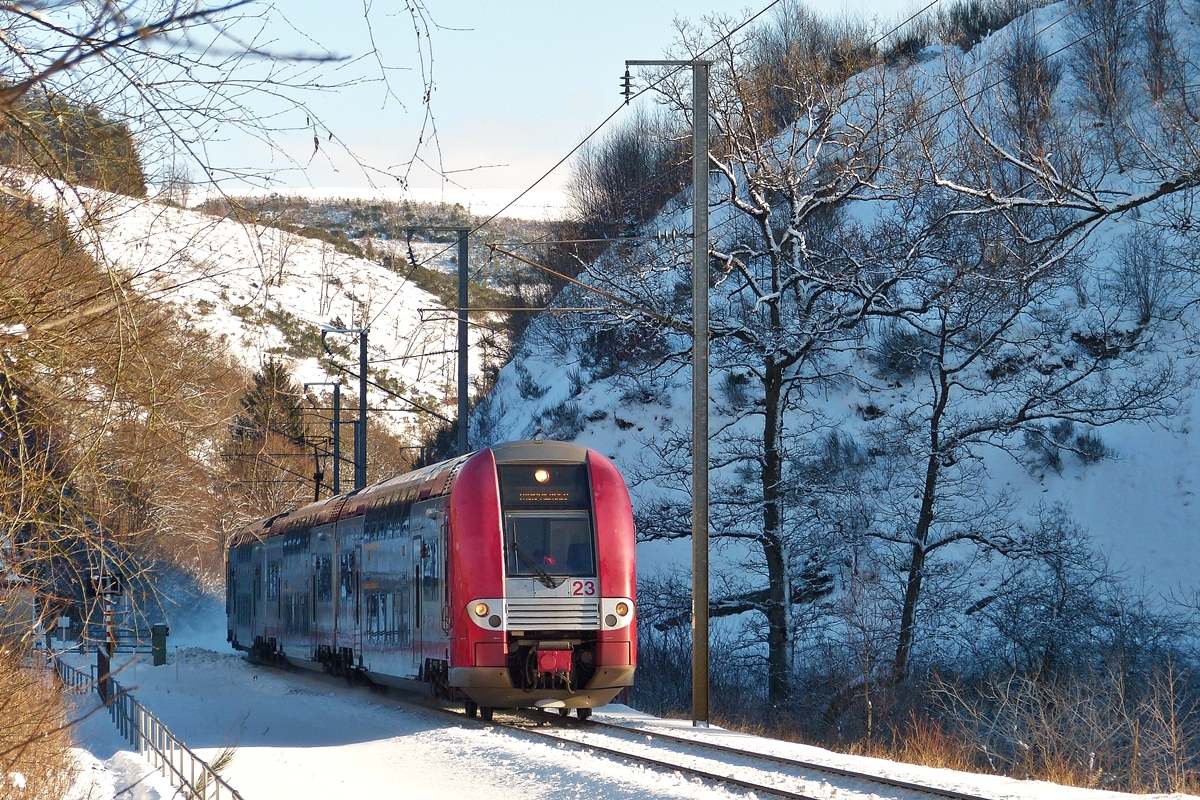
206 0 914 199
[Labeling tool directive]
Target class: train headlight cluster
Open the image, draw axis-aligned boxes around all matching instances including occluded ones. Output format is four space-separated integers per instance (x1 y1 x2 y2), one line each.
601 598 635 629
469 600 504 630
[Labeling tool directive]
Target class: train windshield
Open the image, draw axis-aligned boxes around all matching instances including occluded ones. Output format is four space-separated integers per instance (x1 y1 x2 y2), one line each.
505 512 595 577
498 463 595 578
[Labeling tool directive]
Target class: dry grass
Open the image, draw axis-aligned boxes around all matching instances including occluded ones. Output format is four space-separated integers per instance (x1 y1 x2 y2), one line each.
0 649 74 800
867 713 978 772
693 666 1200 795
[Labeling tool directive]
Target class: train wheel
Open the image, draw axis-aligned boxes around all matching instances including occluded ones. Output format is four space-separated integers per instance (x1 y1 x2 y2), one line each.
576 708 592 721
465 700 478 718
557 707 570 718
480 706 494 722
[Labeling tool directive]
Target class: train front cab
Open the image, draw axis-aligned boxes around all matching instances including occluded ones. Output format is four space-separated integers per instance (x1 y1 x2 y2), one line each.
448 441 636 714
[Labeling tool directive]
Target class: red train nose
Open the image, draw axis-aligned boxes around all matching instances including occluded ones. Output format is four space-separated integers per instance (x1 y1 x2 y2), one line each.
537 648 572 674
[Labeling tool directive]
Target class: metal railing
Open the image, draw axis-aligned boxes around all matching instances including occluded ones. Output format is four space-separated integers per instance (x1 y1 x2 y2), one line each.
54 653 244 800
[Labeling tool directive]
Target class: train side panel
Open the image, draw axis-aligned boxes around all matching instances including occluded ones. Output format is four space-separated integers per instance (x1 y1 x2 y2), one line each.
588 450 638 678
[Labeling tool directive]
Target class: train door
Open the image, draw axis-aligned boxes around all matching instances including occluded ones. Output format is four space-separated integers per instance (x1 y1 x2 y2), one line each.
263 537 283 650
439 514 450 639
410 497 447 674
334 515 363 666
310 523 336 660
231 547 255 648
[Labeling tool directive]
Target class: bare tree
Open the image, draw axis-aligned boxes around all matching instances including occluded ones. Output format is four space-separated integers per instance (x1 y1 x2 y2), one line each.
0 1 445 788
1001 14 1062 159
619 10 899 705
852 25 1198 682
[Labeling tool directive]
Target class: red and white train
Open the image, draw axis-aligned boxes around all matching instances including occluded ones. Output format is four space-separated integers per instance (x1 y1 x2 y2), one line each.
226 440 636 720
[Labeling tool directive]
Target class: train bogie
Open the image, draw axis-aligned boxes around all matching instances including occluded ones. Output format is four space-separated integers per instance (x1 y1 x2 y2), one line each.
226 440 636 712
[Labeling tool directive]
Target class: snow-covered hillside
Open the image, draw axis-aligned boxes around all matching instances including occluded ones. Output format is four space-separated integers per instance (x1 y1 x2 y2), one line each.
474 0 1200 617
29 182 484 434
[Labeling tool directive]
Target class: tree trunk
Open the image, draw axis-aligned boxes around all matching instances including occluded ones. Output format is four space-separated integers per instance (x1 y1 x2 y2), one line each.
762 359 792 704
893 371 948 682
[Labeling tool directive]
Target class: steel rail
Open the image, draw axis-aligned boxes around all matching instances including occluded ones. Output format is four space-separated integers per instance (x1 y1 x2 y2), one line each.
570 716 993 800
454 707 824 800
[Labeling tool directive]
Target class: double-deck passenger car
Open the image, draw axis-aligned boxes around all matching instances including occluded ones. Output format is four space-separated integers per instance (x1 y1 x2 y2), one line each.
227 440 636 720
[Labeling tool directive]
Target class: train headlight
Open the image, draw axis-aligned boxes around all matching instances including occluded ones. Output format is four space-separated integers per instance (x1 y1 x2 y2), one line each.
615 602 630 617
534 468 550 483
474 602 489 617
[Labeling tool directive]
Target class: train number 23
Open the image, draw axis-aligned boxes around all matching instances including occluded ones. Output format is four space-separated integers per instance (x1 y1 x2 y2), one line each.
571 580 596 596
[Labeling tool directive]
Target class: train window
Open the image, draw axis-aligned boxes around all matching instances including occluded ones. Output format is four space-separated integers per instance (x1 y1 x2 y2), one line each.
423 539 439 602
366 593 379 635
226 562 236 614
266 562 280 600
339 551 355 598
283 530 310 555
284 593 311 635
395 502 412 537
314 556 333 602
504 511 595 577
498 464 591 510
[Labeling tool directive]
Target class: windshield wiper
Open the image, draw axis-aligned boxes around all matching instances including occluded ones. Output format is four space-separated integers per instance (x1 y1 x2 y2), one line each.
512 541 564 589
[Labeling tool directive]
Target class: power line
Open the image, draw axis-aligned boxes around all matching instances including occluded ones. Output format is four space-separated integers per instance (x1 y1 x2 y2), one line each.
381 0 1113 354
367 0 802 329
469 0 964 317
368 349 460 364
324 361 453 424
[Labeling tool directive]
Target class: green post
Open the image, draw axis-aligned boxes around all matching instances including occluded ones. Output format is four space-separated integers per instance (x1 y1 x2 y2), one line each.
151 623 169 666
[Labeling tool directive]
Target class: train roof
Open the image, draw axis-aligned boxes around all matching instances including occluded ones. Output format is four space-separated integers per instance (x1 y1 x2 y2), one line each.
227 440 592 550
491 440 589 464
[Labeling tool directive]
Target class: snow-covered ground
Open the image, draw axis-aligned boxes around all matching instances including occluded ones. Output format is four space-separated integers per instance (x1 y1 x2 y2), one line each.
68 694 181 800
64 647 749 800
58 607 1194 800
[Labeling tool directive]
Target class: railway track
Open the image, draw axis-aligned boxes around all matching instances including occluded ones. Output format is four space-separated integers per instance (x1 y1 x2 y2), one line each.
259 660 993 800
478 708 991 800
563 715 990 800
459 706 826 800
